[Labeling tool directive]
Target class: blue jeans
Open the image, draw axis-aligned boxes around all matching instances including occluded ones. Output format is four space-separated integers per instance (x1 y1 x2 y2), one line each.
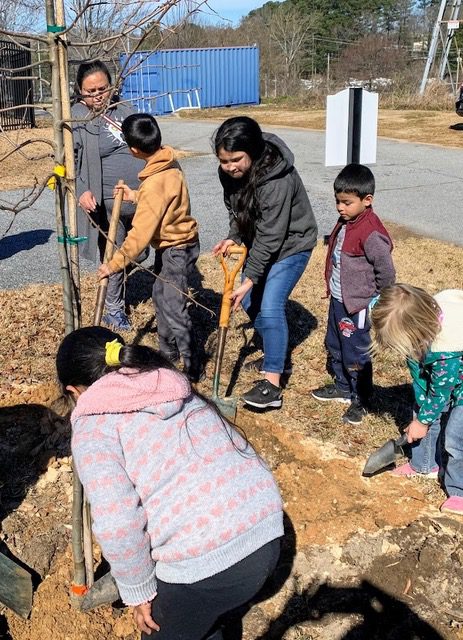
325 297 373 403
411 405 463 496
241 251 311 374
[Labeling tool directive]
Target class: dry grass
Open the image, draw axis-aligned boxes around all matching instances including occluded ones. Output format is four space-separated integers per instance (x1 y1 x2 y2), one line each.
180 105 463 148
2 224 462 462
0 119 54 191
1 104 463 192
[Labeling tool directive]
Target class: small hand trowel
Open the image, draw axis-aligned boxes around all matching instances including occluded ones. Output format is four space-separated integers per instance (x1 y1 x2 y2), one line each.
362 433 408 477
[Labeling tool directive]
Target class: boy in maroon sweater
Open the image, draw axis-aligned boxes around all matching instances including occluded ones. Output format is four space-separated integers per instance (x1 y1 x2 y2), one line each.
312 164 395 424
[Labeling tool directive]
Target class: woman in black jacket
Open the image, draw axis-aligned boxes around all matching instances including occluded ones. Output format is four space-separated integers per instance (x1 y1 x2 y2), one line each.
213 116 318 409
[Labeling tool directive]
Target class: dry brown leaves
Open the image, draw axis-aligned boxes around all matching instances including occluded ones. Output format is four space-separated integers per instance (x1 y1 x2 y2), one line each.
2 229 462 463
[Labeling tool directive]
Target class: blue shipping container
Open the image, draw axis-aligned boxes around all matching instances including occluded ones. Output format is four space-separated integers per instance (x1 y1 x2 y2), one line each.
120 46 259 115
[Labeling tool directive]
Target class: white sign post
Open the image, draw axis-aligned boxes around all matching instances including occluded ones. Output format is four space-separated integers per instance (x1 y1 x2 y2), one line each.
325 87 378 167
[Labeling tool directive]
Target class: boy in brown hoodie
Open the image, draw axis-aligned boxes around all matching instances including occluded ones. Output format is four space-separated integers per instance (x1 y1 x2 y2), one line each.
98 113 201 380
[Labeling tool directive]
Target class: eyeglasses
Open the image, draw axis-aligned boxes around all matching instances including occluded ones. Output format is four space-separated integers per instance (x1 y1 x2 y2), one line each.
81 85 110 98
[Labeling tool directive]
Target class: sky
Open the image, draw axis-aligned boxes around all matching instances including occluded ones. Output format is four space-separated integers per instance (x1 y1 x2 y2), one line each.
201 1 279 26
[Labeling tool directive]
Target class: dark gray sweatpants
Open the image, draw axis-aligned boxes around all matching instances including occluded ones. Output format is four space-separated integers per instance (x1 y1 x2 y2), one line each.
152 241 200 365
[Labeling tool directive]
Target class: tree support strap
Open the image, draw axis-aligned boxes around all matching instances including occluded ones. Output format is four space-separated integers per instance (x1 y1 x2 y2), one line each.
57 227 87 245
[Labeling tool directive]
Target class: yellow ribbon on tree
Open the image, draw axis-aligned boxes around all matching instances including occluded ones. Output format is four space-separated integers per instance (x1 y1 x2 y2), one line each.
105 339 123 366
47 164 66 191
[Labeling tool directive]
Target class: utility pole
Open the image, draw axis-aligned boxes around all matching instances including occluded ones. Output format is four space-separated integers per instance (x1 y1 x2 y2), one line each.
420 0 462 94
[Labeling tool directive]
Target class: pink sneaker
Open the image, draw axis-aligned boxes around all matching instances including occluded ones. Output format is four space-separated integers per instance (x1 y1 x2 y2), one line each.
440 496 463 514
390 462 439 478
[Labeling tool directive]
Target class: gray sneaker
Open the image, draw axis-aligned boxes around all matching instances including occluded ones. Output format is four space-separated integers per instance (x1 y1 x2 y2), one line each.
102 309 132 331
311 384 351 404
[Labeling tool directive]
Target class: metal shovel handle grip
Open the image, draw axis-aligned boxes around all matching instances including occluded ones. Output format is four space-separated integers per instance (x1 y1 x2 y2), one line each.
218 245 247 328
395 433 409 450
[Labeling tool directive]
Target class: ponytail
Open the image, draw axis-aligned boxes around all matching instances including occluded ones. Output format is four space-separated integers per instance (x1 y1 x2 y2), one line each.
56 326 174 392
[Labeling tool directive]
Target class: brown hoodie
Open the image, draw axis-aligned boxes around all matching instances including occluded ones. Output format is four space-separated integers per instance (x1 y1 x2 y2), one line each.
108 145 198 272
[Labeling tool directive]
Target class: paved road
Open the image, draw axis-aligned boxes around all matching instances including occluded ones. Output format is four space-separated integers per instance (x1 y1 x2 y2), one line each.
1 117 462 289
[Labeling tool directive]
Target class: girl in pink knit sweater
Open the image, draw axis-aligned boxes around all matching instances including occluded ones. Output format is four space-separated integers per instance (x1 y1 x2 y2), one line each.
57 326 283 639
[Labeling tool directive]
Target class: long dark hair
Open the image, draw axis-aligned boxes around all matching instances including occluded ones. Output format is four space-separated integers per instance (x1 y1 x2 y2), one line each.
56 326 173 391
213 116 281 243
72 59 117 105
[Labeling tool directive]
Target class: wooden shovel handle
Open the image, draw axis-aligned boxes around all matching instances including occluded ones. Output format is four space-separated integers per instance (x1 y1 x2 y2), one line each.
218 245 247 328
103 179 125 264
93 180 125 325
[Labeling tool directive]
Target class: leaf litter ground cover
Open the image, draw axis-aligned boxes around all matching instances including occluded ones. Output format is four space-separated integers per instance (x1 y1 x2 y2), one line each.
1 108 463 638
1 231 463 639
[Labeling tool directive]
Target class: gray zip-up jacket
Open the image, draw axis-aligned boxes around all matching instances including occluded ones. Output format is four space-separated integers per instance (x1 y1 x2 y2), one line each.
72 100 137 261
219 133 318 284
72 100 135 203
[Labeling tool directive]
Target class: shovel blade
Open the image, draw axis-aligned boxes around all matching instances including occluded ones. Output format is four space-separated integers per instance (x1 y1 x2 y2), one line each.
212 395 237 423
80 572 119 611
362 434 408 477
0 552 33 619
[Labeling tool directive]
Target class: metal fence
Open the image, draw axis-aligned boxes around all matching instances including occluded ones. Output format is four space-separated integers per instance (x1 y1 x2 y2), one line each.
0 40 35 130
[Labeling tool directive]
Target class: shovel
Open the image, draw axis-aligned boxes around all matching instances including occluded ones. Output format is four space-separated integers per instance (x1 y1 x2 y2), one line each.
0 551 33 619
70 181 124 609
93 179 125 326
362 433 408 476
211 245 247 422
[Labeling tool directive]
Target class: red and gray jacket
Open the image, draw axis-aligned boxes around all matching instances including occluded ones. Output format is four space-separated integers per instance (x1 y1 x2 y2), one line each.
324 207 395 314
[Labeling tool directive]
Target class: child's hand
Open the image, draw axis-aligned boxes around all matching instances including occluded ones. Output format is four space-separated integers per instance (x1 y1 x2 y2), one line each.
405 418 429 443
133 601 159 635
98 263 113 279
113 183 136 203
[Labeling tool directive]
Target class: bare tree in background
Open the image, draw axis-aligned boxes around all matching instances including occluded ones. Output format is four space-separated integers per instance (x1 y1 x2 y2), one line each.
0 0 42 31
66 0 155 60
331 33 411 91
267 4 318 94
238 3 319 97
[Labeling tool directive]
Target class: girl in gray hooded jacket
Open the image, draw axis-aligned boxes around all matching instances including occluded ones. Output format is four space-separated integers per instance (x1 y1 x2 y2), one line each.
213 116 318 409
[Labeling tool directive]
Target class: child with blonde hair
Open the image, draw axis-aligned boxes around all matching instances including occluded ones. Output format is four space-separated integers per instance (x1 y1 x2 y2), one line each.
370 284 463 514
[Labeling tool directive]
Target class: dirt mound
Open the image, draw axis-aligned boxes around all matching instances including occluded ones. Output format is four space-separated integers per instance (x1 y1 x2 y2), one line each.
1 238 463 638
